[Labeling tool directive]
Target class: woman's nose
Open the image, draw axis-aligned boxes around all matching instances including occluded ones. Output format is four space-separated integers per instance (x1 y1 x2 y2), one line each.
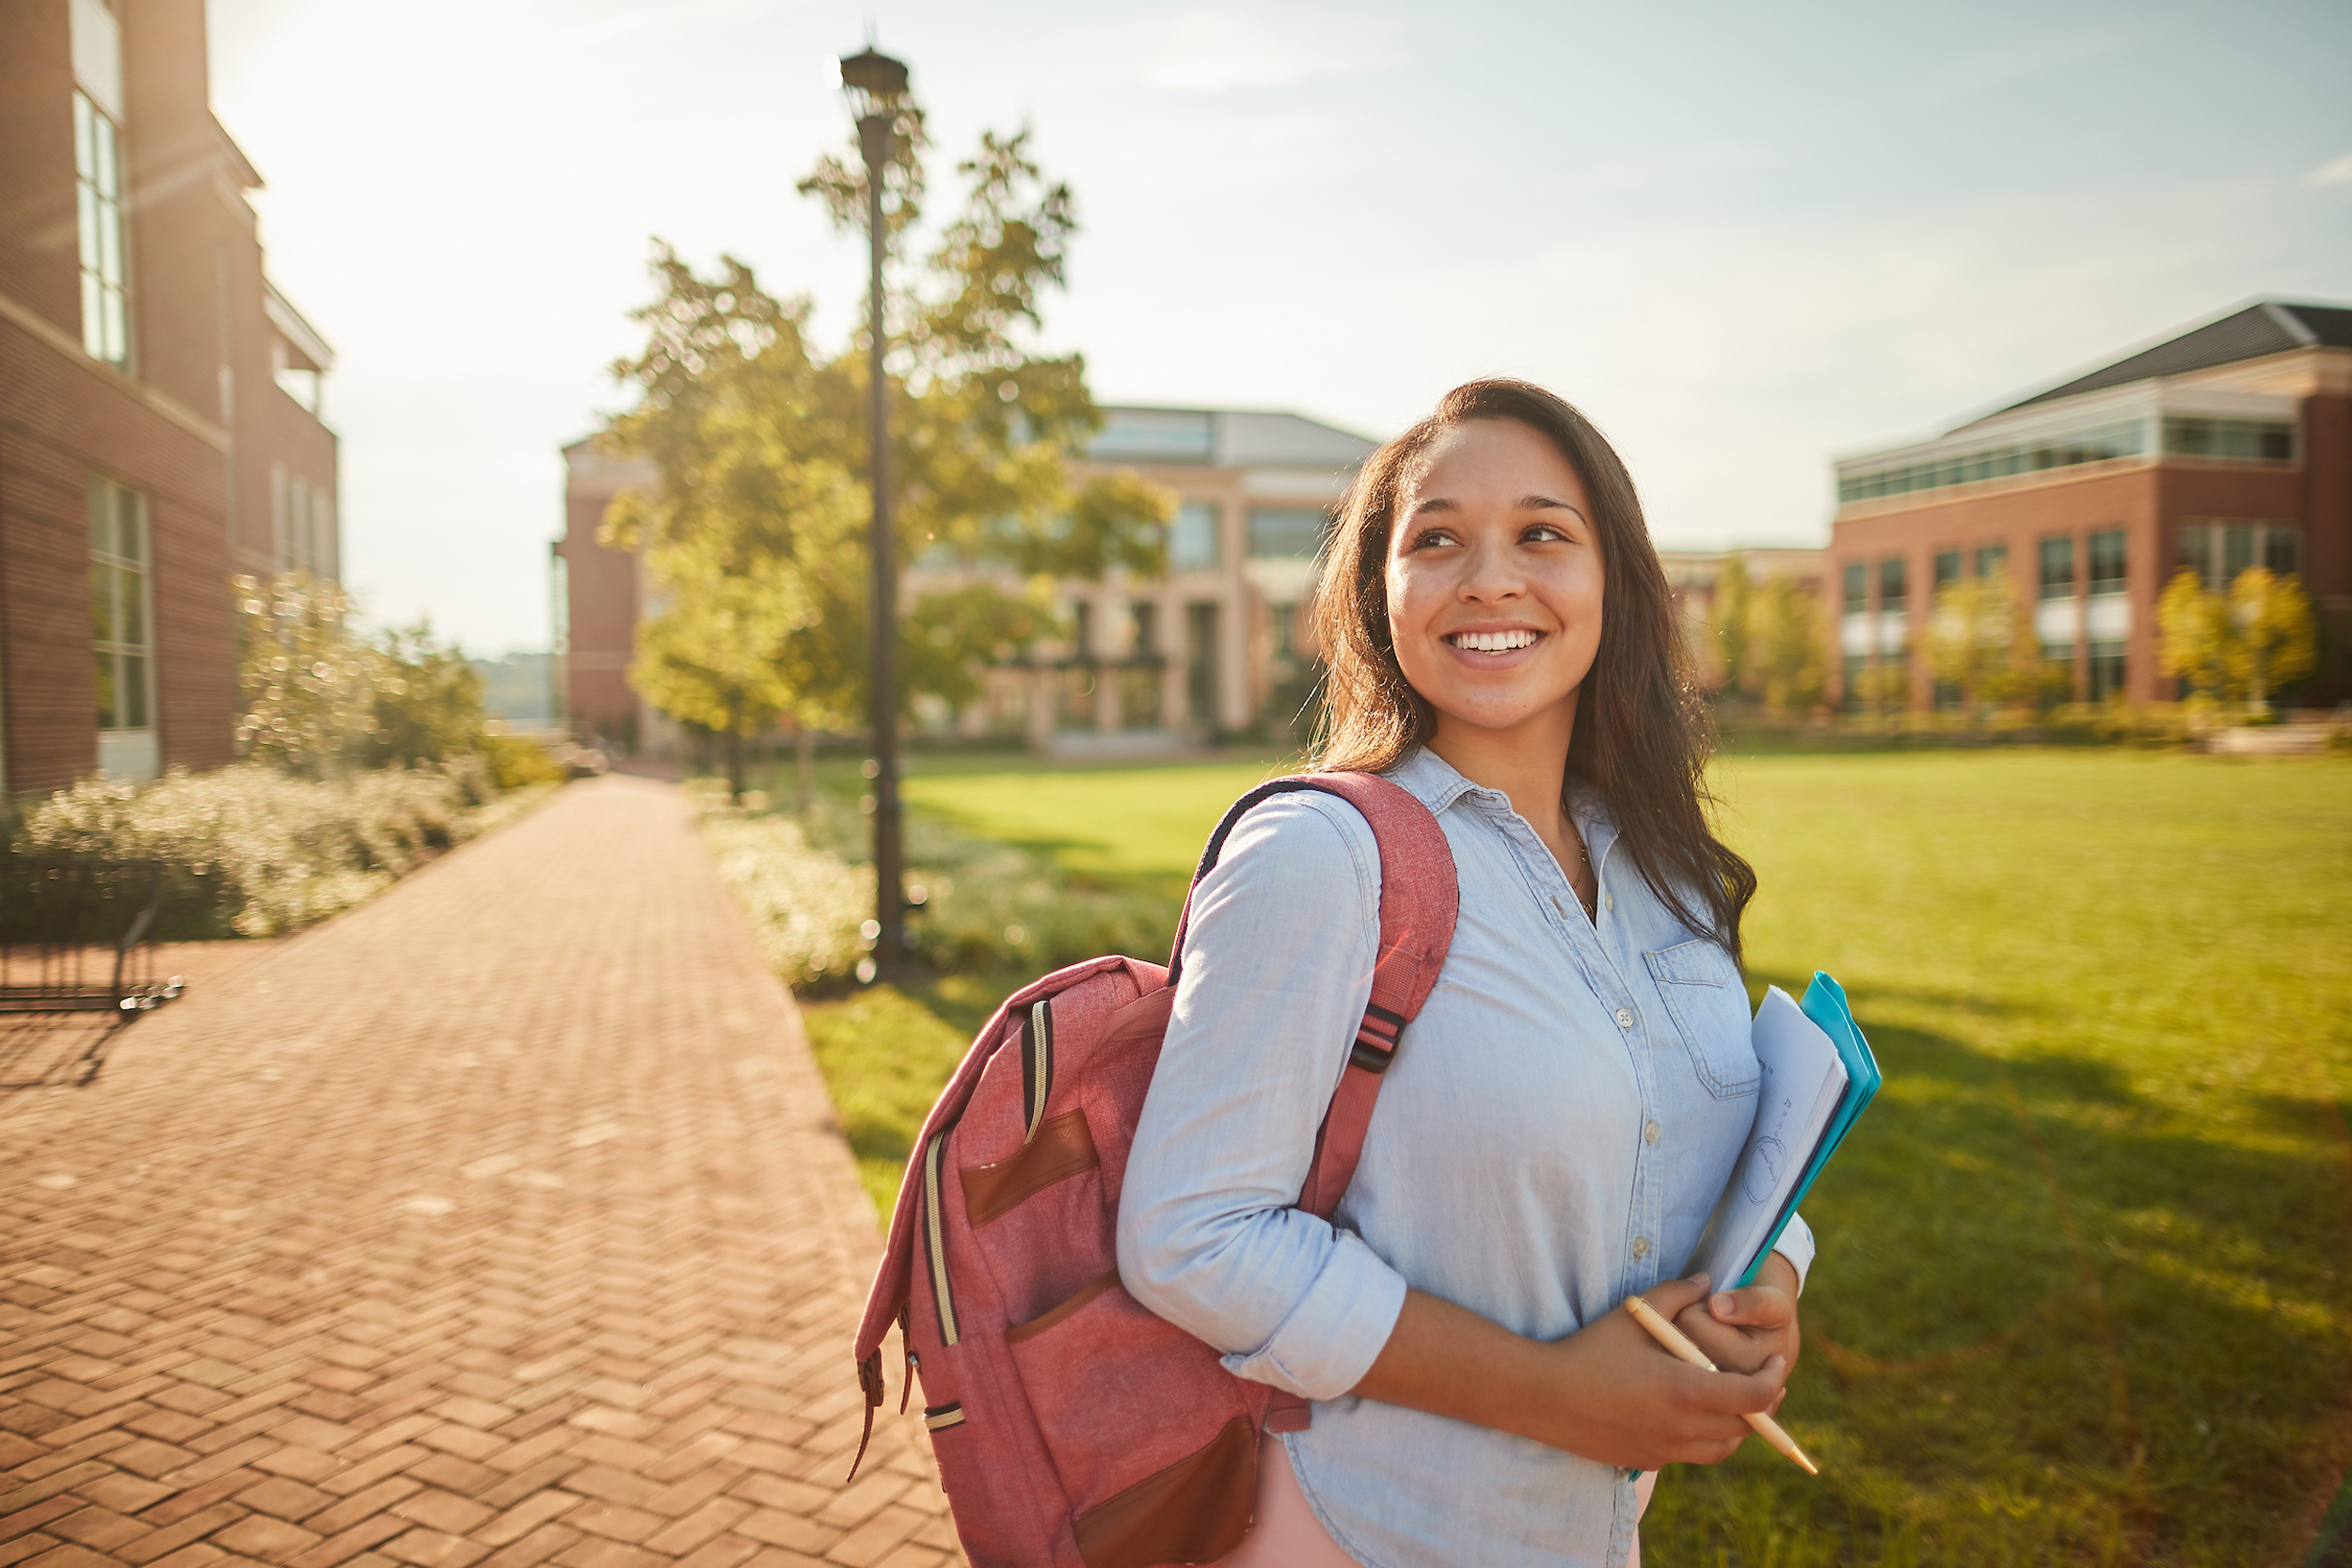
1457 540 1524 601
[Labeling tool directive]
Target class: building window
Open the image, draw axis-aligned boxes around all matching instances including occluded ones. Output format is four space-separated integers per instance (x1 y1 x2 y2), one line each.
1933 550 1962 598
1070 600 1093 660
1878 557 1906 614
1130 601 1157 658
2177 521 2301 591
90 476 152 733
2039 535 2075 600
1841 562 1866 616
1185 602 1220 732
1248 507 1328 560
2088 530 2125 596
2162 418 2295 463
73 90 130 367
2088 642 2125 702
1168 501 1220 573
1837 419 2146 504
1975 545 2009 579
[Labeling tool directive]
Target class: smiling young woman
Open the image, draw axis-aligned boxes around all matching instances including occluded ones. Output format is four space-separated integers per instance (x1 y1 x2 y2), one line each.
1117 380 1810 1566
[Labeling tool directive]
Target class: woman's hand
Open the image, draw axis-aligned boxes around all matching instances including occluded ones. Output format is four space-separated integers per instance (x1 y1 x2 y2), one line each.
1672 1254 1802 1381
1350 1277 1788 1473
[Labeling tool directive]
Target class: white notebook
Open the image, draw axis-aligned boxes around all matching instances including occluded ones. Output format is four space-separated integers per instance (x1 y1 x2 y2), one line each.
1683 986 1850 1289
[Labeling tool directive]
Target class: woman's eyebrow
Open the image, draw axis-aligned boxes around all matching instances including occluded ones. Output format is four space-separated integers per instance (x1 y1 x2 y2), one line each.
1522 495 1588 520
1407 497 1459 517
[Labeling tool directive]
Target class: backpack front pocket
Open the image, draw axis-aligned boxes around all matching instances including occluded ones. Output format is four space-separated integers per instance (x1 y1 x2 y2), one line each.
1006 1273 1257 1568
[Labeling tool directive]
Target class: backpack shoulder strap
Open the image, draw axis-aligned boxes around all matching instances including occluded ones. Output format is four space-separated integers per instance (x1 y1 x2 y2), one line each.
1169 770 1459 1219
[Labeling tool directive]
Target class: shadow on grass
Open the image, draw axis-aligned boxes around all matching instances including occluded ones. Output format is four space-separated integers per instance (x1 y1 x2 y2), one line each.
1647 1011 2352 1565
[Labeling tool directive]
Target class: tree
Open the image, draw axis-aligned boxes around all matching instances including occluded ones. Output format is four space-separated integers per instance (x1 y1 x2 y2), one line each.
2227 566 2317 711
601 123 1171 790
232 572 485 774
1748 576 1825 718
1712 556 1753 697
628 546 809 800
2157 567 2233 703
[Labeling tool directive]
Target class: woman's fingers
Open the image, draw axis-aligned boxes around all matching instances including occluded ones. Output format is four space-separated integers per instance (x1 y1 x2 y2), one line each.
1639 1274 1715 1322
1708 1283 1793 1326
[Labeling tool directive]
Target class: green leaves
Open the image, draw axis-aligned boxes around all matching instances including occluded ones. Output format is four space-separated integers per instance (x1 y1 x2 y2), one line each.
604 116 1173 743
2159 565 2318 710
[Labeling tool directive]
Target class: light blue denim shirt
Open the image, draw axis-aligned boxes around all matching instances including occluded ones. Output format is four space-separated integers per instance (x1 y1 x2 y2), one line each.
1117 747 1814 1568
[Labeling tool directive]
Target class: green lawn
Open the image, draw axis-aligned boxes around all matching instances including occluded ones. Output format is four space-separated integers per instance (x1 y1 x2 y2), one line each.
800 750 2352 1564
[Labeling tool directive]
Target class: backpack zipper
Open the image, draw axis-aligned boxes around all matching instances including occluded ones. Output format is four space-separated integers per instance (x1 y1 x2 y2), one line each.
922 1128 961 1345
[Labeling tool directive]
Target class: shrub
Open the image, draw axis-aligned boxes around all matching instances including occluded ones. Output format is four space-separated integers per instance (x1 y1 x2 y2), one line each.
477 734 568 790
694 784 1181 987
14 760 548 937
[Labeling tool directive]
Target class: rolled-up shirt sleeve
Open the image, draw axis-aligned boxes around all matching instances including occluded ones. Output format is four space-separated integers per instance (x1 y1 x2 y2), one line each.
1772 1212 1816 1294
1116 795 1409 1401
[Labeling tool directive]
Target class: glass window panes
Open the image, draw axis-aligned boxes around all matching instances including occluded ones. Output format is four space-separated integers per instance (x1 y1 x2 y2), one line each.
1838 420 2148 505
1879 557 1906 610
1841 562 1866 614
72 90 129 366
1975 545 2009 579
1248 507 1329 560
2088 642 2125 702
1933 550 1962 594
2162 418 2295 462
2264 530 2300 577
1168 501 1220 572
88 475 152 732
2180 521 2302 591
2089 530 2125 594
2040 536 2075 599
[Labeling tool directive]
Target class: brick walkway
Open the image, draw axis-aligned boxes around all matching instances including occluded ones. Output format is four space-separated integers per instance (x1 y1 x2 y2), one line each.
0 777 954 1568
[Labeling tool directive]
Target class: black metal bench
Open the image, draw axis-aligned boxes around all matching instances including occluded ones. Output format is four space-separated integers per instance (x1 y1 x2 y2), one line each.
0 858 183 1085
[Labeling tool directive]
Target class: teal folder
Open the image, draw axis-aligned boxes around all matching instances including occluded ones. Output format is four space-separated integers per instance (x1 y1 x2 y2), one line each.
1734 972 1882 1287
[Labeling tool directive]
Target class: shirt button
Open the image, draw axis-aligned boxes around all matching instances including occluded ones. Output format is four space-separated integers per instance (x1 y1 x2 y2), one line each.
1645 1120 1661 1145
1631 1236 1650 1259
1615 1007 1634 1029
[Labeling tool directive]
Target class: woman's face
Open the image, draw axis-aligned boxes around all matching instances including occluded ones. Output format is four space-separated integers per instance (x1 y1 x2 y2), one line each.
1385 418 1605 747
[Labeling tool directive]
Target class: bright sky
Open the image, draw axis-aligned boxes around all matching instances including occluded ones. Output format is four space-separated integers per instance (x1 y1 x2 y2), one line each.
207 0 2352 657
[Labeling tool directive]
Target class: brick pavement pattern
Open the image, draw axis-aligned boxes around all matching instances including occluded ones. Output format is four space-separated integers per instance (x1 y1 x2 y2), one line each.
0 777 957 1568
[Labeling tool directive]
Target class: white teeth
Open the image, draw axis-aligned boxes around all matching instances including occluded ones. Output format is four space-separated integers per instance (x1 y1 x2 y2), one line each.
1451 630 1538 653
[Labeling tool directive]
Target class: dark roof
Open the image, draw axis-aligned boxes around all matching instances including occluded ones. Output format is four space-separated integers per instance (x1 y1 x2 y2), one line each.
2002 300 2352 412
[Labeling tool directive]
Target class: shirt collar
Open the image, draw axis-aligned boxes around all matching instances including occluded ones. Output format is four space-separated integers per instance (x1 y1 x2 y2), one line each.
1385 746 1619 859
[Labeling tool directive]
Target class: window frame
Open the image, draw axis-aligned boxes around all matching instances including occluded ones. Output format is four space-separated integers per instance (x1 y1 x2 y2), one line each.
72 89 131 369
89 474 156 735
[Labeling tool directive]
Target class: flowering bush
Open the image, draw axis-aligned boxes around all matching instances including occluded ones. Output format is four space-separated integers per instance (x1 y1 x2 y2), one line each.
15 759 548 937
694 784 1179 988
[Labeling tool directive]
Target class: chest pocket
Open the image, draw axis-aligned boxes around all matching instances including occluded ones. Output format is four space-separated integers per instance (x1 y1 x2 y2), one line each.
1643 940 1760 1101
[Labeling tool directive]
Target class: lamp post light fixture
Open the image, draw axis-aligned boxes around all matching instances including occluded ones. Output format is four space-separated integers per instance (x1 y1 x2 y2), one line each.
840 44 910 979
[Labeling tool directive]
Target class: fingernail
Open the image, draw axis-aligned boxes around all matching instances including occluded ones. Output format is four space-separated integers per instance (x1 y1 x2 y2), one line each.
1711 1292 1735 1316
1689 1272 1711 1289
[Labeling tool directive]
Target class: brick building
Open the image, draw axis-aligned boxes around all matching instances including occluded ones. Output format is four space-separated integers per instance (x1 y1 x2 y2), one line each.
554 438 664 755
557 406 1376 754
1829 300 2352 708
0 0 339 791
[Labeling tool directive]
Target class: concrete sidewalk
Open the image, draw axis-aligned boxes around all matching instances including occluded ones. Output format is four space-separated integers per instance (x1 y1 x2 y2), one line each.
0 776 953 1568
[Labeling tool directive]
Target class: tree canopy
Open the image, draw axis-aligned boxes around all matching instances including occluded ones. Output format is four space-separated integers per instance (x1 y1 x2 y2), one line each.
600 120 1171 783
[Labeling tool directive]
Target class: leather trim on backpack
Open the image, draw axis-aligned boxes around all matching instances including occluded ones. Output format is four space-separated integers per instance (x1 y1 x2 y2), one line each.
964 1109 1099 1227
1071 1415 1257 1568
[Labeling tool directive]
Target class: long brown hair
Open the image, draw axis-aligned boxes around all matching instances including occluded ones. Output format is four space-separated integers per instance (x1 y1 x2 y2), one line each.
1311 379 1756 957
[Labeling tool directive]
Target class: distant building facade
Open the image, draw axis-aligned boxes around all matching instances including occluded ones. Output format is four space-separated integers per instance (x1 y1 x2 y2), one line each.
1657 546 1828 692
1829 300 2352 708
553 439 664 754
558 406 1378 753
0 0 338 792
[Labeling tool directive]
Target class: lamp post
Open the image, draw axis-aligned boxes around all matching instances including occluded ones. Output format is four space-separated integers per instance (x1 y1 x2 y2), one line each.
839 45 909 976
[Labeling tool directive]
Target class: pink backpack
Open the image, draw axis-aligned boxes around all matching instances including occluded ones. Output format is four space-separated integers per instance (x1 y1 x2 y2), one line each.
850 773 1458 1568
